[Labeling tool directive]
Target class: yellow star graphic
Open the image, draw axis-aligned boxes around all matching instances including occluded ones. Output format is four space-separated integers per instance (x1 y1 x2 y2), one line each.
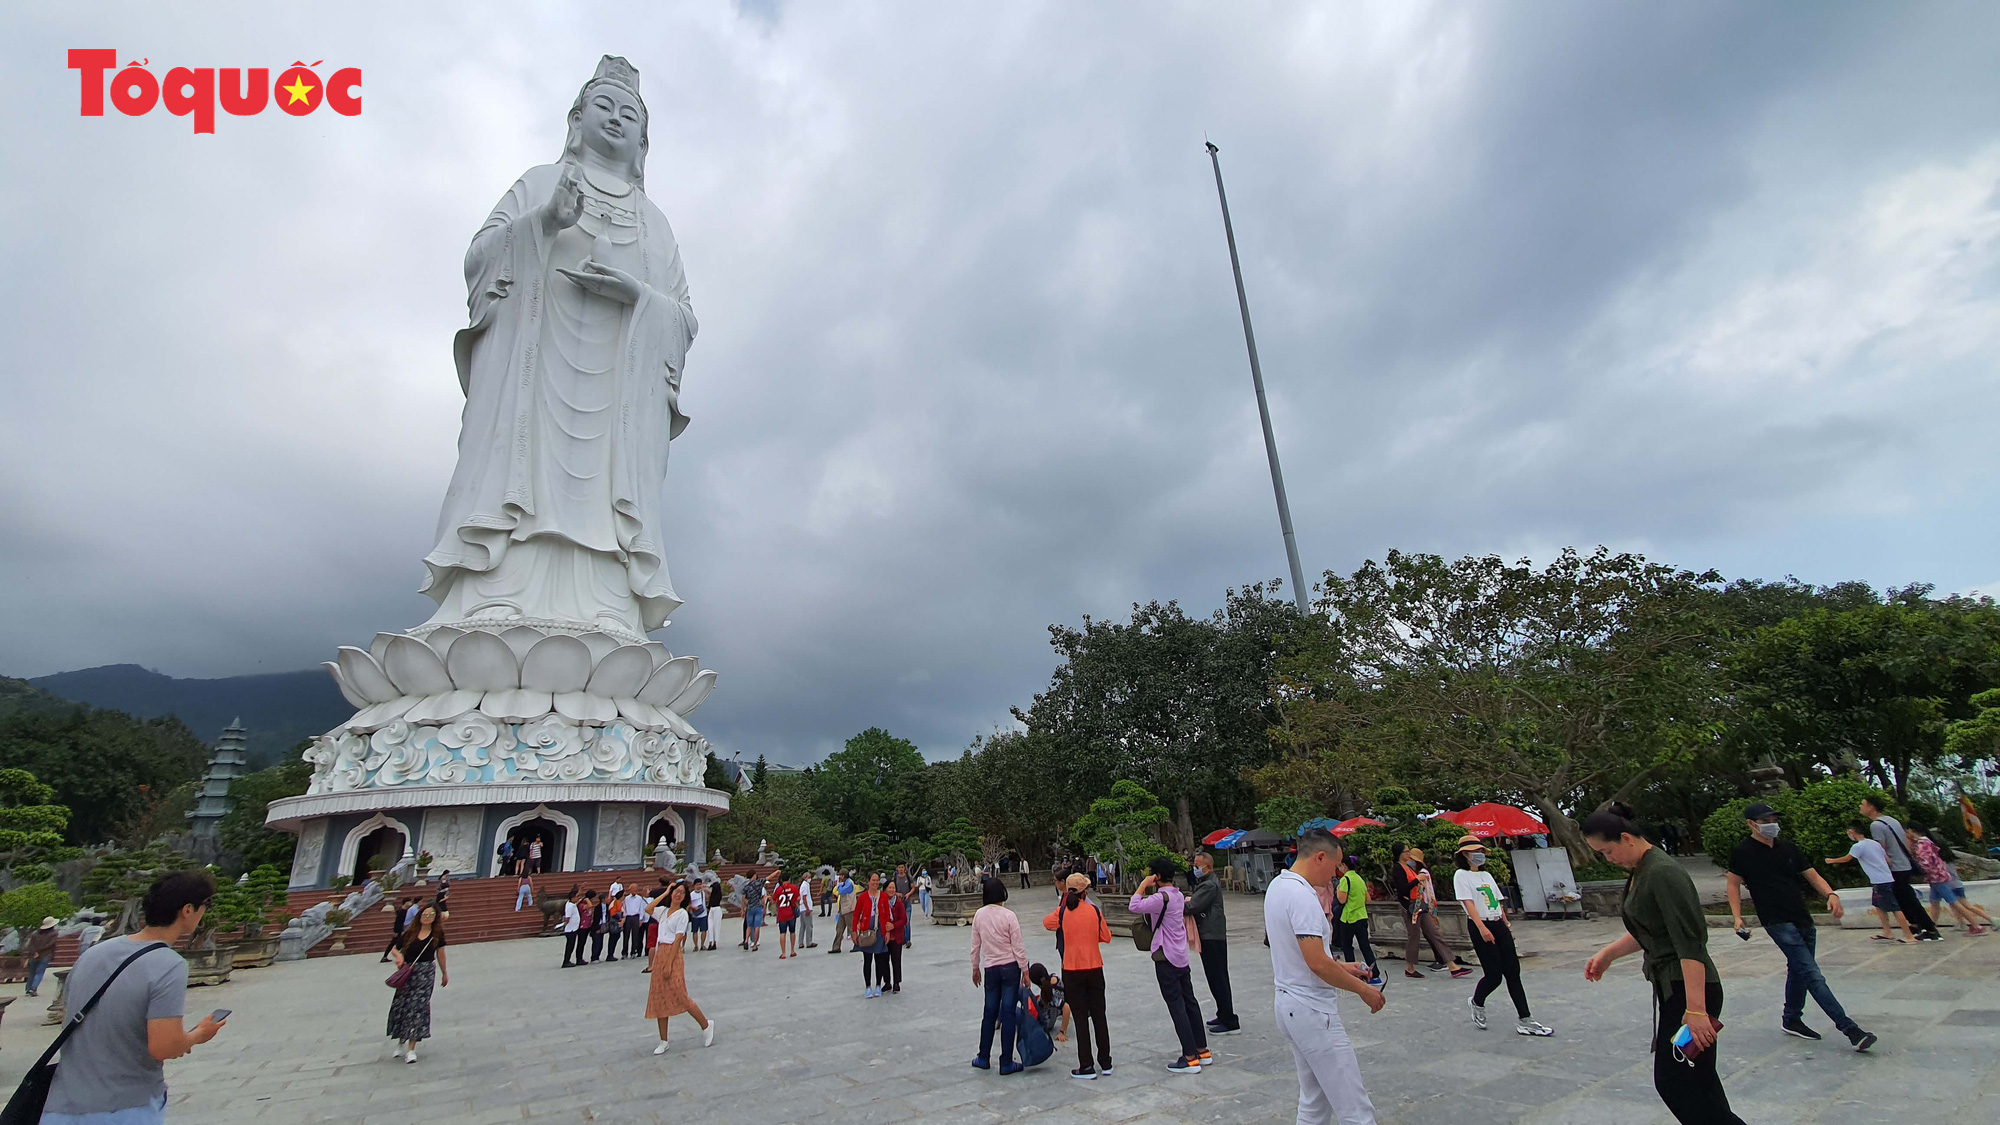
281 76 315 105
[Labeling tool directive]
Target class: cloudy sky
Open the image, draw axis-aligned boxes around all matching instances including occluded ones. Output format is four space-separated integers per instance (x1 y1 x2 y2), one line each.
4 2 1997 765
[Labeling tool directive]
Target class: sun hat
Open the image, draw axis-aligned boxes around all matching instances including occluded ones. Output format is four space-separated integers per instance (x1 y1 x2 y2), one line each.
39 917 58 930
1454 835 1486 854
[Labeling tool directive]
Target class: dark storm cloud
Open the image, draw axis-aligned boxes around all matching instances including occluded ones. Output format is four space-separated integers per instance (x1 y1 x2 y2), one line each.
3 3 1996 765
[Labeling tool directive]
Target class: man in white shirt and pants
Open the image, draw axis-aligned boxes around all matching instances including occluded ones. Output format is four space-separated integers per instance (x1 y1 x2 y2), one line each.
1264 827 1386 1125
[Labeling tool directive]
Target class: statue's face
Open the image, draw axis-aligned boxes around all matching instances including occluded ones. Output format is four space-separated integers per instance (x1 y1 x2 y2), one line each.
577 85 643 166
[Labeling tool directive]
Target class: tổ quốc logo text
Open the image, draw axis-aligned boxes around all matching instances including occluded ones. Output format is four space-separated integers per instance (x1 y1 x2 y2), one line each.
68 50 361 134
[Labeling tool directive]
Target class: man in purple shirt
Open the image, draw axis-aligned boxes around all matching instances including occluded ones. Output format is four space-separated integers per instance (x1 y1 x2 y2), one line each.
1131 857 1209 1074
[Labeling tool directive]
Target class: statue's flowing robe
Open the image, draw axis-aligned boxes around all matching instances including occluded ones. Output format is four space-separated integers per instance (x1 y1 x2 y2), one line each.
422 162 695 635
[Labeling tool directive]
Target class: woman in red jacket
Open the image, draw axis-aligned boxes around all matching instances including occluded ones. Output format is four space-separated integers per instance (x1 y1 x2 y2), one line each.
880 884 912 993
852 873 893 998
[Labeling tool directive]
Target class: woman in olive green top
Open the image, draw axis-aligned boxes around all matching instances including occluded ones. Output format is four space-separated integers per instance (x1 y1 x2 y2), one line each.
1582 803 1744 1125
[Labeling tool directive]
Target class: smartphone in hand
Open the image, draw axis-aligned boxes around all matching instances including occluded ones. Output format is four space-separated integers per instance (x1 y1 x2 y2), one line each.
209 1009 231 1022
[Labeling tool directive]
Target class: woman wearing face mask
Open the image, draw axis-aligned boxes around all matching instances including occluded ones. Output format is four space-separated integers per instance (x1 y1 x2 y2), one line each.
1392 843 1467 980
1453 837 1551 1037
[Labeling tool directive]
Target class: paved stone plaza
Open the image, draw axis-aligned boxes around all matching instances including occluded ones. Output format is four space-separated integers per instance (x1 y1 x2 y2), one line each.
3 888 1996 1124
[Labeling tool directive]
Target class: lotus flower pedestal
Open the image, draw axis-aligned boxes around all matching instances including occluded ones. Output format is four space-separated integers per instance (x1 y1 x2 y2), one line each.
265 625 730 890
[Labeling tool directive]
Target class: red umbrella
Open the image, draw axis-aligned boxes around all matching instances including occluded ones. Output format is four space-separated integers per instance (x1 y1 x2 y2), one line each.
1200 827 1239 846
1437 803 1547 838
1332 816 1386 837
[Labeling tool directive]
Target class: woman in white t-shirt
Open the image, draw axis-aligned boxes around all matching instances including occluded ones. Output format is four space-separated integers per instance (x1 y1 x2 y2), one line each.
643 882 716 1054
1452 838 1552 1037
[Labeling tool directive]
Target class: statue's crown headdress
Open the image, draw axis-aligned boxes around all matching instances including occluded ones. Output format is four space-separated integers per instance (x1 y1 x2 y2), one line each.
587 55 641 100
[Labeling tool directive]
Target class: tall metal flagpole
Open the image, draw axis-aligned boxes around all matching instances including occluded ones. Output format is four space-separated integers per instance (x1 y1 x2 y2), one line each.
1205 141 1310 615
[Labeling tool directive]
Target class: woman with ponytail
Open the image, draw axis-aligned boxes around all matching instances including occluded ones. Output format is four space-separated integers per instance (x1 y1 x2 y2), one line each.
1582 803 1744 1124
1045 872 1114 1078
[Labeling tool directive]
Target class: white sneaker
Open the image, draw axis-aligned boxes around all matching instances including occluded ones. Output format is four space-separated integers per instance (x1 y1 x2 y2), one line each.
404 1049 417 1064
653 1041 669 1055
1468 999 1487 1031
703 1018 716 1048
1517 1020 1555 1037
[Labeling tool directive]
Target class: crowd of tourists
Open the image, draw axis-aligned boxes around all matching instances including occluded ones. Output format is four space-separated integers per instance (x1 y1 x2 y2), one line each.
27 790 1988 1125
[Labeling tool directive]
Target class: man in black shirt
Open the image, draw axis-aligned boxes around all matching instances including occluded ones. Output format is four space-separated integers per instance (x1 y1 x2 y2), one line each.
1725 803 1876 1051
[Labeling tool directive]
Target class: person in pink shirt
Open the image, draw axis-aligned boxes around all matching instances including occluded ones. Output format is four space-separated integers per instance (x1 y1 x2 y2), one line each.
1130 857 1209 1074
968 876 1029 1074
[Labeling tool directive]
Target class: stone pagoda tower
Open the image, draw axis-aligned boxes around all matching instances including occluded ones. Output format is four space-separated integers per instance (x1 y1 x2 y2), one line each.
187 718 249 862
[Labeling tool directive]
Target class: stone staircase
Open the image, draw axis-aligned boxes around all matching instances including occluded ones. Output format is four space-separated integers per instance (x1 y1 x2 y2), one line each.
282 864 774 957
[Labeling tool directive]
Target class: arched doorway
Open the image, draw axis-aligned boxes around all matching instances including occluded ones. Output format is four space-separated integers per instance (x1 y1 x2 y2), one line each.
352 825 405 884
645 812 679 860
509 818 567 875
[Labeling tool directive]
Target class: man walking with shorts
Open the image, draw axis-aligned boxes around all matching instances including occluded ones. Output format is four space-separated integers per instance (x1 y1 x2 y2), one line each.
1265 827 1386 1124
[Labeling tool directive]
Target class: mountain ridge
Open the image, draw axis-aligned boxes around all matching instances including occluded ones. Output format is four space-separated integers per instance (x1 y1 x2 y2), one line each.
24 663 348 767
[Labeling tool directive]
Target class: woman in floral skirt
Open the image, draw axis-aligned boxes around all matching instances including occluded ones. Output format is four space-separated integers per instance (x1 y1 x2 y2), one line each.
387 902 448 1063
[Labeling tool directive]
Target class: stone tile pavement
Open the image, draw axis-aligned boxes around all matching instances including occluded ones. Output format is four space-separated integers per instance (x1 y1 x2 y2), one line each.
2 888 1995 1123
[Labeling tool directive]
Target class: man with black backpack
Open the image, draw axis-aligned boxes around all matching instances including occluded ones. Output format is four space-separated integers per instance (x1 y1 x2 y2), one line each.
35 871 227 1123
1044 873 1114 1079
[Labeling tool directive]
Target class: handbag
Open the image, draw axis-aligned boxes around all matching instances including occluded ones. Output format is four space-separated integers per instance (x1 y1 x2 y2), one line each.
851 894 879 947
0 942 168 1125
386 936 433 988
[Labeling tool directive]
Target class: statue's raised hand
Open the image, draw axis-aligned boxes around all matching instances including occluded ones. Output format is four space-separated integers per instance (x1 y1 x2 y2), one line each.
557 258 643 304
541 163 585 232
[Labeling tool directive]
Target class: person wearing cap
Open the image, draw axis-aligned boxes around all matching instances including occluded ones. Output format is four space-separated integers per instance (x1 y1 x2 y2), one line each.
1452 837 1552 1037
1726 803 1877 1051
24 915 61 996
1045 872 1114 1078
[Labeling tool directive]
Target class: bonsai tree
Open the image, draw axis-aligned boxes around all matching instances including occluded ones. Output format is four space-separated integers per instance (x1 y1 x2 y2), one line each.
1070 780 1175 889
416 850 434 869
928 818 983 892
79 845 195 937
0 882 75 943
324 907 353 928
0 768 81 885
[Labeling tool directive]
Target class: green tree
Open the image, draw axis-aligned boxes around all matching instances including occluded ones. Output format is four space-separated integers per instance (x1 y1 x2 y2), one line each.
848 828 892 870
1019 585 1304 850
0 708 208 844
708 773 846 865
1699 777 1884 890
1730 592 2000 800
1254 794 1323 838
812 728 927 838
0 882 74 937
751 754 769 789
1070 780 1175 878
217 757 313 873
79 845 195 935
1943 688 2000 769
928 731 1074 865
1315 547 1730 865
0 768 76 882
703 754 733 791
929 817 982 871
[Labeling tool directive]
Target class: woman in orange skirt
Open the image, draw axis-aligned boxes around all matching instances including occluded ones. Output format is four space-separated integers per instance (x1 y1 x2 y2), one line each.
646 881 715 1055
